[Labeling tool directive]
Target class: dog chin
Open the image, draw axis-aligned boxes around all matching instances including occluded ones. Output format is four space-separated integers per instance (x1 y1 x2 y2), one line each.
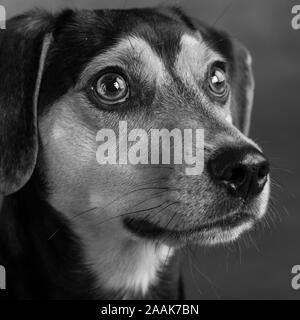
123 210 260 248
167 216 257 247
199 221 255 246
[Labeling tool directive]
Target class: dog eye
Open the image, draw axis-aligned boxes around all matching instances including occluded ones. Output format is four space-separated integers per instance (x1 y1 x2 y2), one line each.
92 73 129 104
208 65 228 96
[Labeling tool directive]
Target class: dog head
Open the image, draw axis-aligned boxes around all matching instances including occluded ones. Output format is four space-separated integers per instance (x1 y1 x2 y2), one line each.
0 8 270 249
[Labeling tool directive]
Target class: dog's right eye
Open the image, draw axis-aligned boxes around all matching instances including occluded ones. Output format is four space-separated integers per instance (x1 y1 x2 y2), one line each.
91 72 129 105
206 61 230 102
208 65 228 97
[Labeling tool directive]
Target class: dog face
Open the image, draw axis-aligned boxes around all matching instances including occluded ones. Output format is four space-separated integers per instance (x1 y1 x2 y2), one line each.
0 8 270 295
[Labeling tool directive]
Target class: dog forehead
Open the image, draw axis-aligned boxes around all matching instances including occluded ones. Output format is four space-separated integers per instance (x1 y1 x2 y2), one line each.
175 33 224 84
40 8 230 113
78 36 167 86
178 33 223 63
78 32 220 88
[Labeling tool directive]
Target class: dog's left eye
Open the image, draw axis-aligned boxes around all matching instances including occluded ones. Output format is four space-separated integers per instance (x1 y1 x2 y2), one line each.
208 65 228 96
92 73 129 104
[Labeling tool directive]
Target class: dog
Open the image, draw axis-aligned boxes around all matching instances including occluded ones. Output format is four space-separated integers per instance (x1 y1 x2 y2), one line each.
0 7 270 300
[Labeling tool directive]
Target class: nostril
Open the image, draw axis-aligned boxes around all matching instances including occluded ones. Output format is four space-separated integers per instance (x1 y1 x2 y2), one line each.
257 161 270 181
229 165 247 185
219 165 250 198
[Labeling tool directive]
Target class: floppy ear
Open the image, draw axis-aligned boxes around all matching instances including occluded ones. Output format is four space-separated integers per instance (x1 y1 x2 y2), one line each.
229 40 255 136
0 11 53 195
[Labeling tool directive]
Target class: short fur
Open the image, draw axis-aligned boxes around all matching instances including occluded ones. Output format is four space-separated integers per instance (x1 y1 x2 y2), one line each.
0 7 269 300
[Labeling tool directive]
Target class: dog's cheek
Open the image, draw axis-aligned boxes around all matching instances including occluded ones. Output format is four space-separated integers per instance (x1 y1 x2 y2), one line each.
38 103 144 218
38 102 100 214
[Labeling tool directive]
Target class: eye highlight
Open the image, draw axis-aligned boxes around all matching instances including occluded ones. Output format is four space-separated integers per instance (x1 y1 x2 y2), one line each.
208 64 228 97
91 72 129 105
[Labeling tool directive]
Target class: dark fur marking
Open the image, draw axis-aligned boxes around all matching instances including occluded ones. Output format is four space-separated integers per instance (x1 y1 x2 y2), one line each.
0 7 253 299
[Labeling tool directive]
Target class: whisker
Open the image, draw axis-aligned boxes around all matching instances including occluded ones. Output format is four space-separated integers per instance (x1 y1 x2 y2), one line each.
47 206 99 240
212 0 235 27
48 177 174 240
270 166 294 175
129 189 174 210
100 186 178 213
185 245 203 296
187 245 221 299
95 201 171 227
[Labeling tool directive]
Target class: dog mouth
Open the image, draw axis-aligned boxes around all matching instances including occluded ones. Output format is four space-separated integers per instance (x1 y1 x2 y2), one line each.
123 211 255 245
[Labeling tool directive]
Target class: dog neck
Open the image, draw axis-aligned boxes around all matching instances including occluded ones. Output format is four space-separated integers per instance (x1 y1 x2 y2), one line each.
0 174 182 299
80 233 174 297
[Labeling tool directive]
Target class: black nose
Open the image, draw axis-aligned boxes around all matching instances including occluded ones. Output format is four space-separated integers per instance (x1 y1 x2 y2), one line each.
208 146 270 200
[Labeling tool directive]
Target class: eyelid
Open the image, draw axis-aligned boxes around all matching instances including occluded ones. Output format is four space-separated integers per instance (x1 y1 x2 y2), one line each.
89 66 129 88
212 61 227 73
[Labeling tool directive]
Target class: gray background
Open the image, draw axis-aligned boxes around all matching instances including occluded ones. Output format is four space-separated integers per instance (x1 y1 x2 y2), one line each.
1 0 299 300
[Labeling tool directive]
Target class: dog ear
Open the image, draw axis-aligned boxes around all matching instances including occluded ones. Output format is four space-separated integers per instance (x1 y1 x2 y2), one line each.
229 40 255 136
0 11 53 195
